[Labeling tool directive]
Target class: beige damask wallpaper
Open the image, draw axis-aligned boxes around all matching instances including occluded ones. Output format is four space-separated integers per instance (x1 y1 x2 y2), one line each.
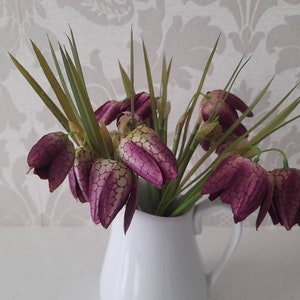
1 0 300 226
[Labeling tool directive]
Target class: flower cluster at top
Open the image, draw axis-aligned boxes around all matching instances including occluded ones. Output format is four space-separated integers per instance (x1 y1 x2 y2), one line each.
26 93 178 232
11 31 300 232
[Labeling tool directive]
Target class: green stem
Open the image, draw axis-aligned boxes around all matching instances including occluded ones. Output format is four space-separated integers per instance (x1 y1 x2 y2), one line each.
258 148 289 168
130 29 136 128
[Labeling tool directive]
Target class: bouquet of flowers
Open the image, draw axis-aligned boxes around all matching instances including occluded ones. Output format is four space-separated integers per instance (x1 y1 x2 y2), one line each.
10 30 300 233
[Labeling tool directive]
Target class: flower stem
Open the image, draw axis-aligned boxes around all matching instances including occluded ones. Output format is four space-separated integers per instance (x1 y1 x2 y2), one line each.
258 148 290 168
130 29 136 128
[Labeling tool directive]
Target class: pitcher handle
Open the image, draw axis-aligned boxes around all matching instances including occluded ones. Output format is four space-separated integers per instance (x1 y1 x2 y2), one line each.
192 198 242 292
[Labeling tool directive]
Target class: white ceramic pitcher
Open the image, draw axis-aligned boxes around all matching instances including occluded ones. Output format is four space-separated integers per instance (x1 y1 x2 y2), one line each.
100 198 242 300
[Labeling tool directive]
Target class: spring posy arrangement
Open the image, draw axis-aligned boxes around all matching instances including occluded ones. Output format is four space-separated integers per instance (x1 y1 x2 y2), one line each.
11 30 300 233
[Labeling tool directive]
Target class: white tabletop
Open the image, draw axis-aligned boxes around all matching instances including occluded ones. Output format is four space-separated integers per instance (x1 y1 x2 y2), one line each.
0 226 299 300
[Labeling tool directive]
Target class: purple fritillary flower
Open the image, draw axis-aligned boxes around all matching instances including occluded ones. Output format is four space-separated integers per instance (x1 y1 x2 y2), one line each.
68 146 97 203
118 124 178 187
95 92 152 126
121 92 152 121
118 138 164 188
27 132 75 192
89 158 135 229
123 175 138 234
95 100 122 125
200 90 253 136
268 168 300 230
202 155 273 225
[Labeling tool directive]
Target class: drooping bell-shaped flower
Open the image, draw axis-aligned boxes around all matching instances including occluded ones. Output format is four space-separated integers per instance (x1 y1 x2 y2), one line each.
200 90 253 137
68 146 97 203
27 131 75 192
118 124 178 188
199 123 223 151
95 92 153 126
267 168 300 230
68 167 86 203
121 92 152 121
202 155 273 224
123 175 138 233
199 122 248 154
95 100 122 125
89 158 136 229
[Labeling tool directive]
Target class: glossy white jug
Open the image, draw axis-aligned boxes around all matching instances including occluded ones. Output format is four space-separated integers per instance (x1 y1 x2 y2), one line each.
100 198 242 300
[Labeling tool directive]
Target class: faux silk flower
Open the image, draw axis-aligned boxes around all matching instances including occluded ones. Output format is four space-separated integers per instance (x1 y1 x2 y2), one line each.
268 168 300 230
118 124 178 188
27 132 75 192
68 146 97 203
202 155 274 225
95 92 152 126
199 90 253 152
89 158 136 230
200 90 253 136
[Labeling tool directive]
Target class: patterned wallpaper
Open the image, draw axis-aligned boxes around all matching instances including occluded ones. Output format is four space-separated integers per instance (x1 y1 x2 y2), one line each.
1 0 300 226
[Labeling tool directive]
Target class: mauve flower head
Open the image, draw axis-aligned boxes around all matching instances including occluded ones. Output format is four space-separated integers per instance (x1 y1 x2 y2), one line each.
95 92 152 127
199 122 249 154
118 124 178 188
27 132 75 192
68 167 86 203
89 158 137 231
202 155 273 225
199 123 223 151
68 146 97 203
121 92 152 121
95 100 122 125
200 90 253 137
268 168 300 230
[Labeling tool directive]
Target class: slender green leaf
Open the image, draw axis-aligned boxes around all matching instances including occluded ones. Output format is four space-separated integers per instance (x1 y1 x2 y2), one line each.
99 121 114 159
48 40 72 100
247 97 300 146
67 27 87 93
158 56 172 133
195 34 220 95
119 61 132 98
177 35 220 161
227 56 252 92
271 114 300 135
30 40 79 126
48 38 81 123
130 28 135 95
244 83 299 143
9 53 69 131
142 40 158 132
130 29 136 127
59 45 81 107
206 56 251 124
222 54 251 93
65 51 109 158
